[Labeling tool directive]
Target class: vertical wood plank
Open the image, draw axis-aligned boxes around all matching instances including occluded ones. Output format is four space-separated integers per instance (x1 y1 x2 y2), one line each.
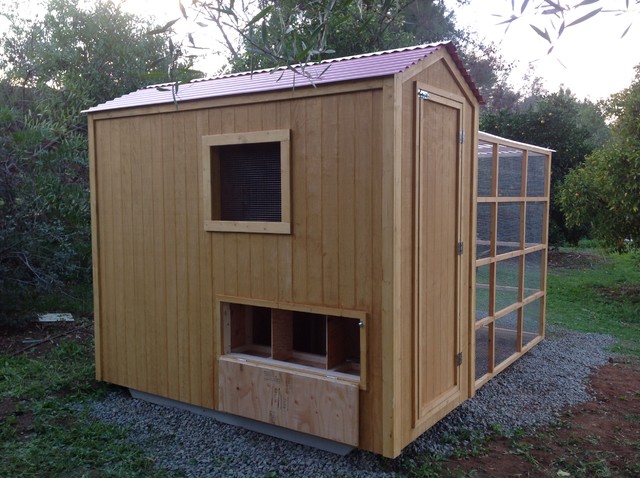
354 92 374 310
173 112 191 402
271 101 290 302
120 118 137 388
161 113 180 400
305 97 323 304
338 94 356 308
289 99 307 303
247 105 265 299
88 117 102 380
95 120 116 381
380 77 398 456
150 113 168 397
196 110 214 408
220 107 238 296
131 116 149 392
208 108 224 409
184 111 203 405
321 96 339 306
271 309 293 361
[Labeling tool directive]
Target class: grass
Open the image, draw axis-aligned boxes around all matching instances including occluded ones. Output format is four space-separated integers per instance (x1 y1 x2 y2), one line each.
0 333 176 478
546 249 640 356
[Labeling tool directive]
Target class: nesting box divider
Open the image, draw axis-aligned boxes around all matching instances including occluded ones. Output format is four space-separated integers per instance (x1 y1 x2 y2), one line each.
271 309 293 361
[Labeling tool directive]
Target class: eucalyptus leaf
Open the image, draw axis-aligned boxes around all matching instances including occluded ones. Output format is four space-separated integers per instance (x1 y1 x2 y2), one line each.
147 18 180 35
530 23 552 43
566 7 603 27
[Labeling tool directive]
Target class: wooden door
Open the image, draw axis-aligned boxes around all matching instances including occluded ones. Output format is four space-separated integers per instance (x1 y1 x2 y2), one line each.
413 83 464 424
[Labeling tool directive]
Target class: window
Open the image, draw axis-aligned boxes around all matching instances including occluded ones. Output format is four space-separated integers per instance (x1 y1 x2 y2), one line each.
202 130 291 233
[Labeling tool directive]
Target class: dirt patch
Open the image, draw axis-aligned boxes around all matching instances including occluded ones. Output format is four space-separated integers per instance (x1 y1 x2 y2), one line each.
0 397 34 438
0 318 93 358
595 284 640 302
548 250 608 270
441 358 640 477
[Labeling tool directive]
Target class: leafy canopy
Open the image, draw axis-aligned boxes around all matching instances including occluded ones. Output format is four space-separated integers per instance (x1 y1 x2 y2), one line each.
559 66 640 251
0 0 191 318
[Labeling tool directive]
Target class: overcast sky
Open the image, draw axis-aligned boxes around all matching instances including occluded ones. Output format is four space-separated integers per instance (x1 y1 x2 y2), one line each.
445 0 640 101
5 0 639 100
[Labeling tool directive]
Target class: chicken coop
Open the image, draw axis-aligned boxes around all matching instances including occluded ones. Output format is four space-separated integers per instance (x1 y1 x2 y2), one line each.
85 42 552 458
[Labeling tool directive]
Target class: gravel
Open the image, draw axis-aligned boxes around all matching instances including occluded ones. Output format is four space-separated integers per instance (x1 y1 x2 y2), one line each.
88 327 615 477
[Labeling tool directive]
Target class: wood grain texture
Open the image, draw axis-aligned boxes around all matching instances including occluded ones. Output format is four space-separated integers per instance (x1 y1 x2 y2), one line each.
88 49 555 458
218 357 359 446
414 87 462 422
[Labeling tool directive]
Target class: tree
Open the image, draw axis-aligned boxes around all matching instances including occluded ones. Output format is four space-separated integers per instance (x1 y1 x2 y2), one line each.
481 88 610 245
559 66 640 251
223 0 458 72
0 0 194 318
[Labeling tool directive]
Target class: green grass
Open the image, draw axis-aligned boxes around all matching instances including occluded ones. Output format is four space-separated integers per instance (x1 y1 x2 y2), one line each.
546 250 640 356
0 333 176 478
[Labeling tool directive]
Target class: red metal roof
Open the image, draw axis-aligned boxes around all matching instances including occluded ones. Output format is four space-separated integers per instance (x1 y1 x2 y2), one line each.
85 42 482 113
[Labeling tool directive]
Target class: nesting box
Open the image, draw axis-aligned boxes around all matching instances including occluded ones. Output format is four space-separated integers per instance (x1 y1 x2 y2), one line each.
86 43 551 457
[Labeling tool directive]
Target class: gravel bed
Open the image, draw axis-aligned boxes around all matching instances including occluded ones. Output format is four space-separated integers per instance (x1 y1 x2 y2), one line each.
88 327 615 477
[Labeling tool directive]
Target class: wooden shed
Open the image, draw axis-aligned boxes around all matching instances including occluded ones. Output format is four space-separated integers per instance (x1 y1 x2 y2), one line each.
86 42 551 458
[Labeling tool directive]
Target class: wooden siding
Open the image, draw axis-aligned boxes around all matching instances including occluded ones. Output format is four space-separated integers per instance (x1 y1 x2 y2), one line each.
395 54 478 451
92 89 386 452
90 49 486 458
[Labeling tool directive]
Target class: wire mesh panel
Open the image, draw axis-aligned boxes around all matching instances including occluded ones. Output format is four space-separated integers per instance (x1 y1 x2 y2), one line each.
497 203 522 254
494 313 519 365
476 264 491 321
525 202 546 246
498 145 523 197
219 142 282 222
495 257 520 312
475 132 551 389
527 152 547 197
476 203 493 259
524 251 543 298
475 325 490 380
523 300 542 347
477 141 494 197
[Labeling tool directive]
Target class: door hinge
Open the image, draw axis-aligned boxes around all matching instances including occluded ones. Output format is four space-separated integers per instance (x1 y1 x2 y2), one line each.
456 352 463 367
459 129 465 144
457 241 464 255
417 89 430 100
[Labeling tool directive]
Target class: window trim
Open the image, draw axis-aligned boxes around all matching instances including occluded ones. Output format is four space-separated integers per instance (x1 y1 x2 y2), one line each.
202 129 291 234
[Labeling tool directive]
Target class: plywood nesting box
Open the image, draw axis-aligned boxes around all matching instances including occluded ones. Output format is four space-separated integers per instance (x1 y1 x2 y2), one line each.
86 42 552 458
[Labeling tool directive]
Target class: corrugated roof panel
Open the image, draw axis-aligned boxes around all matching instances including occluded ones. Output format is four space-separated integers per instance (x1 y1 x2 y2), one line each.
85 42 482 113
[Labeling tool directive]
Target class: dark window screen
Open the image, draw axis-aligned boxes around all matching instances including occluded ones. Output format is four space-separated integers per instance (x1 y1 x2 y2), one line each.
218 142 281 222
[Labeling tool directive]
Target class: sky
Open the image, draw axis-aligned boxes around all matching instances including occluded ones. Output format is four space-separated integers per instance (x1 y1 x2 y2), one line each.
445 0 640 101
4 0 639 101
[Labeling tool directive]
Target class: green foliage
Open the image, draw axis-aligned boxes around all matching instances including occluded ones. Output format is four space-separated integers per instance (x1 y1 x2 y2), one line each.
559 67 640 251
0 0 193 320
480 88 610 246
1 0 191 123
223 0 430 72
